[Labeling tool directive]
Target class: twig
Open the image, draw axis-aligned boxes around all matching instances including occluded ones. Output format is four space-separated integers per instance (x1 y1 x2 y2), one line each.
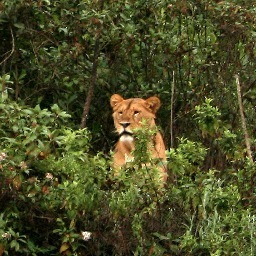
23 87 50 101
235 74 253 162
0 27 15 66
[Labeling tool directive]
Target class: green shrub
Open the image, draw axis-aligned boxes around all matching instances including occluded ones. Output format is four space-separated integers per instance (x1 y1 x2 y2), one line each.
0 100 108 255
1 100 256 256
180 170 256 255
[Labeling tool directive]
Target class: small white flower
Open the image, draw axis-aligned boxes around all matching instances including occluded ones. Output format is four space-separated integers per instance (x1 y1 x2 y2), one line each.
81 231 92 241
0 152 7 161
2 232 11 239
19 161 28 170
45 172 53 180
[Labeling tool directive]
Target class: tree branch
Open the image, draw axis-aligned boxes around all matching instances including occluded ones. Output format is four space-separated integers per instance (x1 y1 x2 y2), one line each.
235 74 253 162
170 70 175 148
80 36 101 129
80 0 105 129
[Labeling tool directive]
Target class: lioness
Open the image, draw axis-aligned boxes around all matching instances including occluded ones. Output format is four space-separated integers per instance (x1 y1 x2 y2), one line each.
110 94 167 182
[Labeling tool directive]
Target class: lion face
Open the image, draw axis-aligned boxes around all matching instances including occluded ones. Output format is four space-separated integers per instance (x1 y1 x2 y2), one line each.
110 94 161 137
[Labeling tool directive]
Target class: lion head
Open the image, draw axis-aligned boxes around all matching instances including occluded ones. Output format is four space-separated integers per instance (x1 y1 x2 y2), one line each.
110 94 161 137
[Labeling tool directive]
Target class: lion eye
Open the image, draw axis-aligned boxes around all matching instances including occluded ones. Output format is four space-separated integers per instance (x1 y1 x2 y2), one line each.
134 111 140 116
118 111 123 116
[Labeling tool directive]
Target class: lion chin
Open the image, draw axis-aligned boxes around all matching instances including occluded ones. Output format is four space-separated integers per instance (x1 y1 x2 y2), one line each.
110 94 167 183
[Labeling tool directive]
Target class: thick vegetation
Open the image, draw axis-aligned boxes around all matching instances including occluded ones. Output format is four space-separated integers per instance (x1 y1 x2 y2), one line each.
0 0 256 255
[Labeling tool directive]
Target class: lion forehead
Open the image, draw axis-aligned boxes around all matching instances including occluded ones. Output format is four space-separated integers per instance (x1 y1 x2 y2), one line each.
114 99 149 113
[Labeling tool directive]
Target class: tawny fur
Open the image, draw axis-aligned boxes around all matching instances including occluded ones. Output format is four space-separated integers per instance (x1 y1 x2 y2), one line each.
110 94 167 182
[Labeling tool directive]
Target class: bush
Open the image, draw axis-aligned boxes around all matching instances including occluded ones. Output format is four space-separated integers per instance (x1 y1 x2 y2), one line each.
1 100 256 256
0 100 107 255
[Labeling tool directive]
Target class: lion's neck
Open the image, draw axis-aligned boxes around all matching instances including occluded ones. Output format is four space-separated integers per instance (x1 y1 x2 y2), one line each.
117 134 135 153
113 135 134 167
119 134 134 143
113 132 166 170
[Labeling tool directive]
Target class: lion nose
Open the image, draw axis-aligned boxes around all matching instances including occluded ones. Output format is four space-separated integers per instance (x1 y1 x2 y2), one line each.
120 122 130 128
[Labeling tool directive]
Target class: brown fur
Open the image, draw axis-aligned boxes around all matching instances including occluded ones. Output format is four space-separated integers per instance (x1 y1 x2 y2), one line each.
110 94 167 182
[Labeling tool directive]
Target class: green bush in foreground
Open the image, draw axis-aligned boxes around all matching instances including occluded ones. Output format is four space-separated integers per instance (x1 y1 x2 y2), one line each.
0 100 256 255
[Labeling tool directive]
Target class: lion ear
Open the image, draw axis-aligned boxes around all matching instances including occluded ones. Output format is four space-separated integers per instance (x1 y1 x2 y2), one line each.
145 96 161 114
110 94 124 108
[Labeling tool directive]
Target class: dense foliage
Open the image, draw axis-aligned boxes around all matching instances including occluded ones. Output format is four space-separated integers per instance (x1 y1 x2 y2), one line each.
0 0 256 255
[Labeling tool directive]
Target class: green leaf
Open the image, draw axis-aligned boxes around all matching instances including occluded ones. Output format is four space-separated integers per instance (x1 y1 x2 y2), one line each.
22 109 34 115
10 240 20 251
14 23 25 29
153 232 172 240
